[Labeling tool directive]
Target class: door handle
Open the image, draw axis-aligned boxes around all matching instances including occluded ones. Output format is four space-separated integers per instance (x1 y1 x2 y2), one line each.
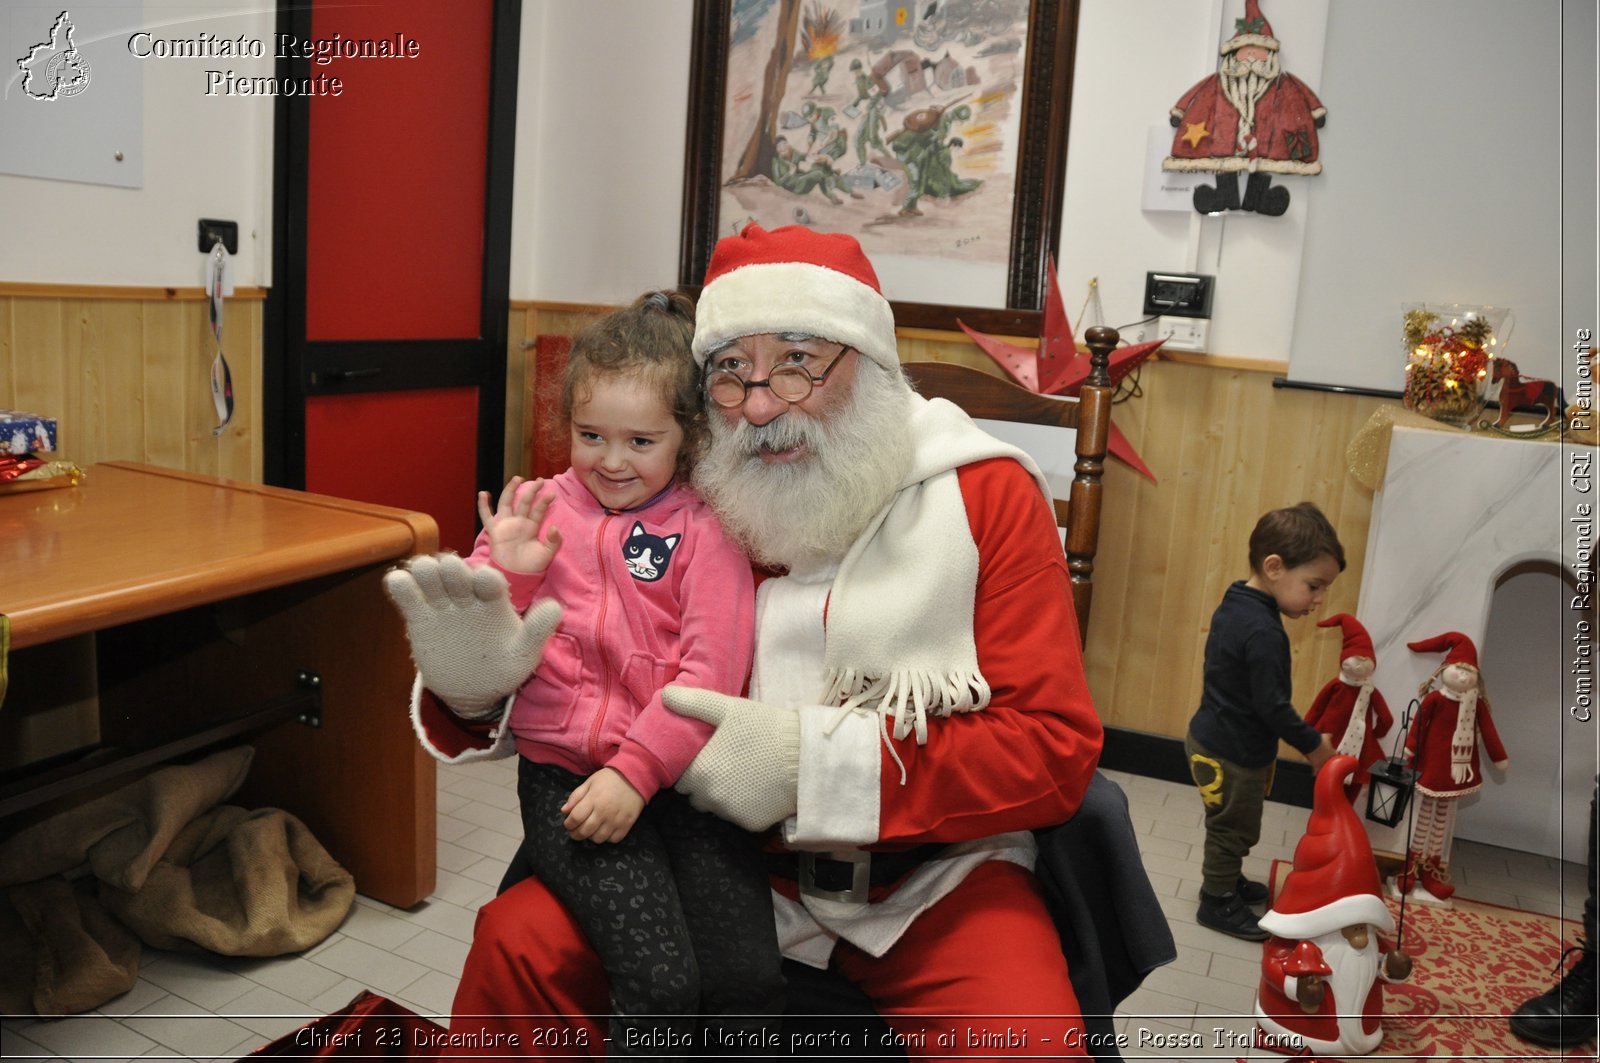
311 367 382 385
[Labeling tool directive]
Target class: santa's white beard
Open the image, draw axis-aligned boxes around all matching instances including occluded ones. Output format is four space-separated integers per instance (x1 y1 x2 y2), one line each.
1220 52 1280 144
1317 930 1382 1053
693 359 915 571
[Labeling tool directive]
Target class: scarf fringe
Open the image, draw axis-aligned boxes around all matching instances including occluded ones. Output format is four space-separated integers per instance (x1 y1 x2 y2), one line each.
821 666 990 785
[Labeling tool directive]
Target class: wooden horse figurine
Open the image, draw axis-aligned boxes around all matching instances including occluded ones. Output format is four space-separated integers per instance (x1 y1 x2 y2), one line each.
1491 358 1564 428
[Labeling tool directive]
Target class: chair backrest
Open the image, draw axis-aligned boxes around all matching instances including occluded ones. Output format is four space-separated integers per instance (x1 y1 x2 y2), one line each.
902 326 1117 643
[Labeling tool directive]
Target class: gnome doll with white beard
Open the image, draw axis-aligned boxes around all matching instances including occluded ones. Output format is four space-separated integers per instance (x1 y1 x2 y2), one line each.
1391 632 1509 906
1254 754 1413 1057
1305 614 1394 803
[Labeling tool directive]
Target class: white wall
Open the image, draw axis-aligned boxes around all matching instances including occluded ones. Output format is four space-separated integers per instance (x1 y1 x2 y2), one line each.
2 0 1591 383
1290 0 1575 392
1056 0 1332 361
0 1 275 288
511 0 692 304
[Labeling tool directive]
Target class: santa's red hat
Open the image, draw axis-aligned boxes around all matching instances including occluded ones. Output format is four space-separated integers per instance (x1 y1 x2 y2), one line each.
1318 614 1375 662
1258 754 1394 939
692 223 899 371
1406 631 1479 669
1221 0 1280 54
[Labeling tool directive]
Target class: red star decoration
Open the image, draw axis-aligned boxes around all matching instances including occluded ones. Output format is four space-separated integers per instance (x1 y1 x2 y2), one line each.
957 259 1163 481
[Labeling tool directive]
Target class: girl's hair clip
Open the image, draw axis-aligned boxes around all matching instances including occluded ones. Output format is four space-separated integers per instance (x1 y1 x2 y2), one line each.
646 291 671 311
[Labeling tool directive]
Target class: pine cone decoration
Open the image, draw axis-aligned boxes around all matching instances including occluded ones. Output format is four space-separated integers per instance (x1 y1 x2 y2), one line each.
1457 315 1494 347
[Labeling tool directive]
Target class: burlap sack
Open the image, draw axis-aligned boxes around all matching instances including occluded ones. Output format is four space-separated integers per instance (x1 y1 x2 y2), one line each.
0 876 140 1017
100 804 354 956
0 746 254 892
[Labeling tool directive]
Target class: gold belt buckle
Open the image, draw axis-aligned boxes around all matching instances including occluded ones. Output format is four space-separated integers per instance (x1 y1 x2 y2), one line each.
797 849 871 903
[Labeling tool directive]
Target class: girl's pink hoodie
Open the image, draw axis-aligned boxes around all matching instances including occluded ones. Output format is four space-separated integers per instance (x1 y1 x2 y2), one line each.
466 471 754 801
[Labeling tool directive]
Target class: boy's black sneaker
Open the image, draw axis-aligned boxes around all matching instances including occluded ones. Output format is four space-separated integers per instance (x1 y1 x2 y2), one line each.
1197 889 1269 941
1236 875 1270 906
1509 946 1598 1048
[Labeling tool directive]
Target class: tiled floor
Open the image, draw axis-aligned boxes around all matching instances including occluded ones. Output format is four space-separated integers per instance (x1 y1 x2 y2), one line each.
2 759 1588 1061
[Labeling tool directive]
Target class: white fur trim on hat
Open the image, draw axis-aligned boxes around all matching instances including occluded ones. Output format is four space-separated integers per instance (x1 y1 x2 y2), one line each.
1221 32 1279 53
692 261 900 370
1258 893 1393 940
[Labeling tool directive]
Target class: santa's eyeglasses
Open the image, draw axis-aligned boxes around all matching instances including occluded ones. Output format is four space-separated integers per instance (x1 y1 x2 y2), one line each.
704 345 854 409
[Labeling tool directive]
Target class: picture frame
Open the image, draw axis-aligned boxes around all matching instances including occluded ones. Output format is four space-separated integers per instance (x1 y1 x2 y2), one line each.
679 0 1081 335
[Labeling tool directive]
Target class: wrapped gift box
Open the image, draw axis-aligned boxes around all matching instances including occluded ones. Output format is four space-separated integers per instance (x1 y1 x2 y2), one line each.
0 412 58 455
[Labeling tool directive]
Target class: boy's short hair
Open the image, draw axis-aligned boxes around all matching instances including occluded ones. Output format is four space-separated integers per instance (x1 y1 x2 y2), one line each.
1248 502 1346 573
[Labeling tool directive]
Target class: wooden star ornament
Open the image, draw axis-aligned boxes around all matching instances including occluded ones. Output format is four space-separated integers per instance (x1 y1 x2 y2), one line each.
958 259 1163 481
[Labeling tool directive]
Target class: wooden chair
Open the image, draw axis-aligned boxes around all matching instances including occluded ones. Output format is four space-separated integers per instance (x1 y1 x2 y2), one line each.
902 325 1117 644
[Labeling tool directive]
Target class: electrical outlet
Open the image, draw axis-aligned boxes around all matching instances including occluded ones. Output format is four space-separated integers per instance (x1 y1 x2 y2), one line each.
1142 272 1213 318
1158 315 1209 352
198 218 238 255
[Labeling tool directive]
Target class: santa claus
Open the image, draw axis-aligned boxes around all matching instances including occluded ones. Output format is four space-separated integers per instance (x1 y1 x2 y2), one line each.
1163 0 1327 216
1255 754 1412 1057
1304 615 1395 803
1393 632 1509 905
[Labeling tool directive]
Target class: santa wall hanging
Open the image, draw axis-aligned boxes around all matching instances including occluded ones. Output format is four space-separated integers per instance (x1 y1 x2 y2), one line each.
1162 0 1327 216
1391 632 1510 907
1305 614 1395 804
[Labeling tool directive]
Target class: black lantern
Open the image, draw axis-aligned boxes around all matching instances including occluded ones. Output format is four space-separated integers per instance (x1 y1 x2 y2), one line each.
1365 756 1418 828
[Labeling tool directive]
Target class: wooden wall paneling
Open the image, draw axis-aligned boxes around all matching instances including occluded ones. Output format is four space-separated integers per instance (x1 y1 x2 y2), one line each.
80 300 145 465
1 293 261 482
226 298 265 485
505 307 534 482
142 300 189 472
0 298 13 408
8 299 70 447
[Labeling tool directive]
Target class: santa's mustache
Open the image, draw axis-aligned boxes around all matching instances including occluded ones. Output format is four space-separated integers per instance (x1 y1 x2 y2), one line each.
1222 55 1279 79
724 414 826 458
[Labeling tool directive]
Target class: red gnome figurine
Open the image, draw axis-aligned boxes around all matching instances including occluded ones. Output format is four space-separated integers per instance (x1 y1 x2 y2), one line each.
1255 754 1412 1057
1305 615 1394 803
1393 632 1509 906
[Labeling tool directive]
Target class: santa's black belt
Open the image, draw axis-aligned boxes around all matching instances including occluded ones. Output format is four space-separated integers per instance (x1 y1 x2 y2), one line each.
767 845 947 903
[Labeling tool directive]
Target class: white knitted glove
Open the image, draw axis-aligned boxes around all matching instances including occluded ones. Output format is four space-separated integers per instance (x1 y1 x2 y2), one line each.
665 686 799 831
383 553 563 719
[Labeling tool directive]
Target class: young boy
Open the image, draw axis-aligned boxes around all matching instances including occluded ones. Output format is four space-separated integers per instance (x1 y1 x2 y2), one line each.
1186 502 1340 940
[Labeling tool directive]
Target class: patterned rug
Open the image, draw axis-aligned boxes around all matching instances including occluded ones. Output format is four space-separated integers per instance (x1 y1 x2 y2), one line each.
1265 860 1591 1061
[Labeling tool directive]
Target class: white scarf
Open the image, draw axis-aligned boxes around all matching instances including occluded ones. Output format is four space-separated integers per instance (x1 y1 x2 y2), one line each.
1334 672 1372 760
1444 684 1479 784
820 394 1050 759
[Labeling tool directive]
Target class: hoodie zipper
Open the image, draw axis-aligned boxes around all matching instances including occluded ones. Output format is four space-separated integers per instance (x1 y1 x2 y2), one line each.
587 512 615 765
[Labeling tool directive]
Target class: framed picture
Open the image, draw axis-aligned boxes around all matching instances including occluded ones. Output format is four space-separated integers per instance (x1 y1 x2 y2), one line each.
679 0 1081 334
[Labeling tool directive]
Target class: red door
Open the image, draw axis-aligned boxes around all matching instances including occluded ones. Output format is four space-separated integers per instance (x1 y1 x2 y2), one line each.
267 0 519 555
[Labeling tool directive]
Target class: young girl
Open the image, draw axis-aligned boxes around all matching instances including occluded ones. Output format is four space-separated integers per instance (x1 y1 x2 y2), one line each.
469 291 782 1051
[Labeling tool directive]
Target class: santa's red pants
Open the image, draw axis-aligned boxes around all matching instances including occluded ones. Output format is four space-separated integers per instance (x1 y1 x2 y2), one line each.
444 859 1085 1061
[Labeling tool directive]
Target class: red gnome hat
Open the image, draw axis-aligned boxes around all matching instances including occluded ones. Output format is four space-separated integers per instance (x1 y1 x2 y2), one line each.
1318 614 1375 663
1222 0 1280 54
691 223 899 373
1258 754 1394 939
1407 631 1479 669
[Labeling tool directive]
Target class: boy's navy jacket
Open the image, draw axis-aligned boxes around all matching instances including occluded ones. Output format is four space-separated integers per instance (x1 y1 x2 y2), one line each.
1188 580 1324 767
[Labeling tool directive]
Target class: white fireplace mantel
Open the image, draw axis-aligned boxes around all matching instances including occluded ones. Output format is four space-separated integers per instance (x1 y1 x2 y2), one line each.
1357 423 1591 860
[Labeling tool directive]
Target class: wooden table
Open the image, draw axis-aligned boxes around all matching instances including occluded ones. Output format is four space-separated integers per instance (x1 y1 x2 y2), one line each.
1 462 440 907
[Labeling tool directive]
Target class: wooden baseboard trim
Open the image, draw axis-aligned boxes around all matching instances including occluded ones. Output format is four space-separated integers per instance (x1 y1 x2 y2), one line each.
0 281 269 302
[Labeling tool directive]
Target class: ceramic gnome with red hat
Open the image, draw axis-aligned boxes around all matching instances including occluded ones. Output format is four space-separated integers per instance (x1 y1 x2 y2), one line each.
1304 615 1394 803
1255 754 1413 1057
1392 632 1509 906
